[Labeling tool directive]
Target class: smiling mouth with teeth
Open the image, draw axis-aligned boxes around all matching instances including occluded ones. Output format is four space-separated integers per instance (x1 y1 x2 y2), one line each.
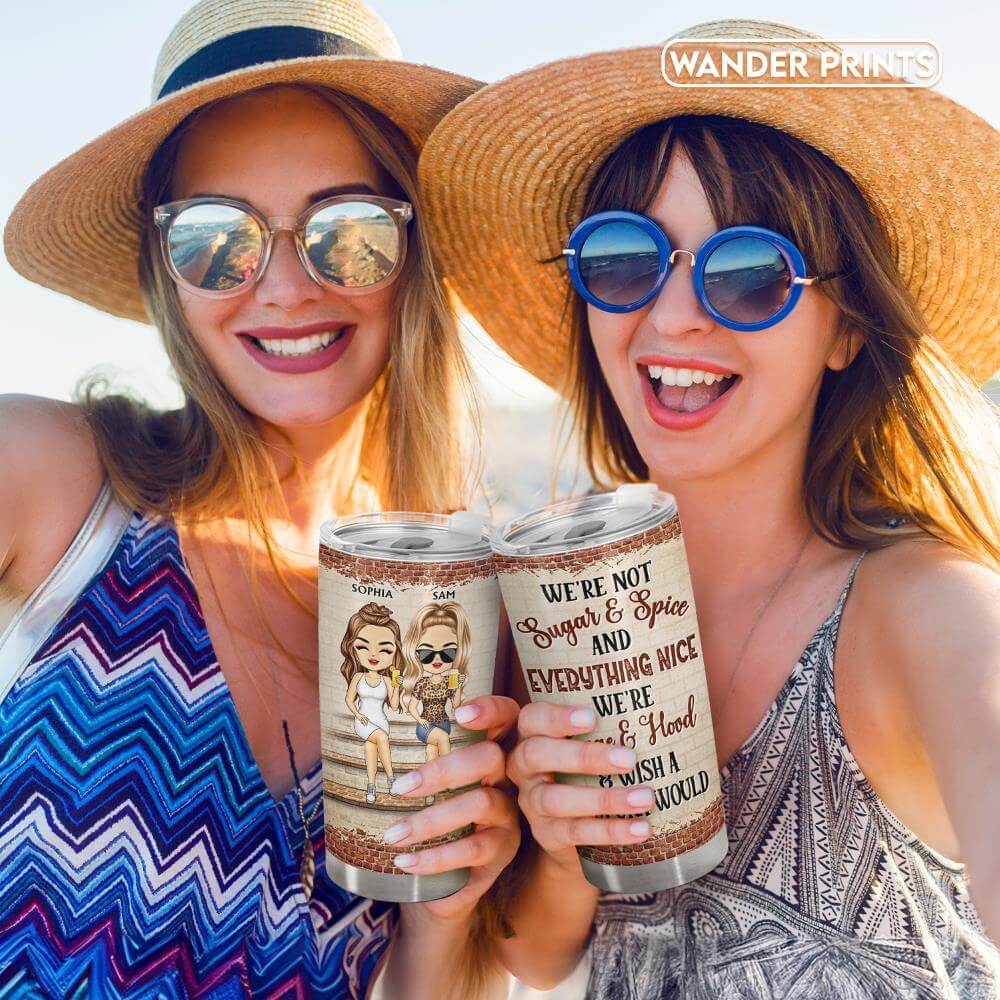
642 364 739 413
250 327 349 357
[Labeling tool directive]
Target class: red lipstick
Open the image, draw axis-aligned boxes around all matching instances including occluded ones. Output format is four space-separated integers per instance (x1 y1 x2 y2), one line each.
635 354 737 376
237 322 356 374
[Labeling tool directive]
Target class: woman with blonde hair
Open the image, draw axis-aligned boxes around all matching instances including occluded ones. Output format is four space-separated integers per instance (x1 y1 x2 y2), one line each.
420 20 1000 997
402 601 473 771
0 1 519 997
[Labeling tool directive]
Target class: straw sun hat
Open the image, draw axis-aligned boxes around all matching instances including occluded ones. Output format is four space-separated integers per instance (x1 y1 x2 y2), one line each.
419 19 1000 387
4 0 480 323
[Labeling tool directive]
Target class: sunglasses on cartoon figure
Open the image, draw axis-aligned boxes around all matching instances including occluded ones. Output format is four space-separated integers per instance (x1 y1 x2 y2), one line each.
416 645 458 665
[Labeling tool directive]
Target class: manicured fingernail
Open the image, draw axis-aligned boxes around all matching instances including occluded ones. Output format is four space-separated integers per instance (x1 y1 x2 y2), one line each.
609 747 637 769
394 852 418 868
382 821 411 845
627 788 654 808
629 821 650 838
390 772 421 795
570 708 595 730
455 704 480 724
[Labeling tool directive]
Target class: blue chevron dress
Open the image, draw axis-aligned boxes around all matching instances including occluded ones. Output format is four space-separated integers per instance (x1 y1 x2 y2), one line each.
0 480 395 998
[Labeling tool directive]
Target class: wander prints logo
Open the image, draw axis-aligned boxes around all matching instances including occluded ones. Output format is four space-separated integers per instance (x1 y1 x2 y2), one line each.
661 38 942 88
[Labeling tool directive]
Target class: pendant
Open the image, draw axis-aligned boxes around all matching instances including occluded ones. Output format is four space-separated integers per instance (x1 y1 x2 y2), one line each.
300 832 316 902
297 791 323 902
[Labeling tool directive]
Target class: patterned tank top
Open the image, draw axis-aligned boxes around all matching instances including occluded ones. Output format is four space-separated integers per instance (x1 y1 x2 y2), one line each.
0 480 395 998
587 552 1000 999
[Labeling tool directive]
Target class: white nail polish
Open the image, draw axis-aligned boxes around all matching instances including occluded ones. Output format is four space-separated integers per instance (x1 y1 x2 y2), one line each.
382 821 410 844
394 853 418 868
390 772 421 795
609 747 637 769
627 788 653 808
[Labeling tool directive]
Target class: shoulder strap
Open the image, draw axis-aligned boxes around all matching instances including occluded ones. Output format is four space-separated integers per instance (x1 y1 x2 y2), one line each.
814 549 868 683
833 550 867 621
0 479 132 706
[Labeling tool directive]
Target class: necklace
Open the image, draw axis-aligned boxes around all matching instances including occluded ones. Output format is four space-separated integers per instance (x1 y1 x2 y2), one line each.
260 629 323 902
180 521 323 900
716 528 812 722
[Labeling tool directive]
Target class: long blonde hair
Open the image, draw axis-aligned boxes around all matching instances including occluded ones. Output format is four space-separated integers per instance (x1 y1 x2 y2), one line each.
400 600 473 692
74 84 497 996
561 115 999 569
77 82 482 583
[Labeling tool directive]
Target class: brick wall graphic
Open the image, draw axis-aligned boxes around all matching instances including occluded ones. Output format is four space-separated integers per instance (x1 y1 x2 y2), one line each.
496 515 725 870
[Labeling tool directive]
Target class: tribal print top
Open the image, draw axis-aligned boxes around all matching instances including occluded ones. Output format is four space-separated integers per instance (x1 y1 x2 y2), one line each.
0 480 394 998
588 552 1000 1000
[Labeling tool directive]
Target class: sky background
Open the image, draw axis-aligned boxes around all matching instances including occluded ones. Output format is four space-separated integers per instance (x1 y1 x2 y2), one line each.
1 0 997 425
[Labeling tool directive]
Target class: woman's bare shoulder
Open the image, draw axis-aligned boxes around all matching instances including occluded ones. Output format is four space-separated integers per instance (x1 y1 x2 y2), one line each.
0 393 103 494
853 535 998 690
2 392 95 442
861 534 996 599
0 394 105 601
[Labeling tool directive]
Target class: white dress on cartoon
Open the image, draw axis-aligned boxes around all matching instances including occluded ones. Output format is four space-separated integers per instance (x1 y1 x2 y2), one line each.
353 675 390 740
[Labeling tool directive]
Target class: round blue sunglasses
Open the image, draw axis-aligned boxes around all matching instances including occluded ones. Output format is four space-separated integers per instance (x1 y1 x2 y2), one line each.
562 210 844 332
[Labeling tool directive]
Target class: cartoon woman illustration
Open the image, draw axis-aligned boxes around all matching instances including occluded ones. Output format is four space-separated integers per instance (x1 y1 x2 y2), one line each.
341 602 404 804
402 601 472 801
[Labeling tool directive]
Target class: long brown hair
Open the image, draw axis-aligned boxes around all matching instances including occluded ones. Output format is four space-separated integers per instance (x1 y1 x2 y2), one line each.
77 82 482 586
339 602 402 684
562 115 999 568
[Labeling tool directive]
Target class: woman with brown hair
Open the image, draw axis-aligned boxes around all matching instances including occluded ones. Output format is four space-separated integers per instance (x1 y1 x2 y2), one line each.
0 1 518 997
420 19 1000 997
341 603 405 802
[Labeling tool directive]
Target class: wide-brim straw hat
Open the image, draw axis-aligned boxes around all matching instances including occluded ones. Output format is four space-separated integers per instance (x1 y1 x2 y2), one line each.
419 20 999 386
4 0 481 323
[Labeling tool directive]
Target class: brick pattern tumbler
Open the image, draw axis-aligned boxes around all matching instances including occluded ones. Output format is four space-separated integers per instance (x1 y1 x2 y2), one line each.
493 484 728 892
318 511 499 902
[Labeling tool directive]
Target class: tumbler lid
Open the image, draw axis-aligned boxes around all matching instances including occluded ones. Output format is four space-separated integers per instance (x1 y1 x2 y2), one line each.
320 510 493 562
493 484 676 557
